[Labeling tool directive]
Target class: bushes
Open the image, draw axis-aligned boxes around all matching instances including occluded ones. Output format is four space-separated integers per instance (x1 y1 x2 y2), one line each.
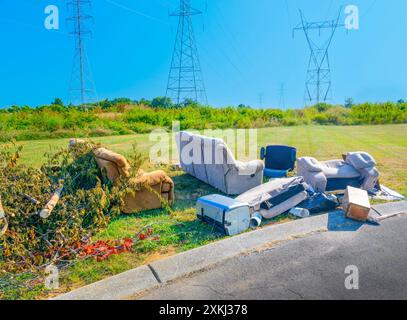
350 102 407 125
0 100 406 142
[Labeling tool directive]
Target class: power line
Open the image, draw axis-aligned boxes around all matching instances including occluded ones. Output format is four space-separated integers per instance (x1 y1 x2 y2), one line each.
285 0 292 29
166 0 207 105
104 0 170 25
293 8 345 105
67 0 97 107
258 92 264 108
279 83 286 109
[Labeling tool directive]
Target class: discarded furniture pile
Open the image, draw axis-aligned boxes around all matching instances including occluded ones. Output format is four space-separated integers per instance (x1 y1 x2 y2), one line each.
175 131 405 236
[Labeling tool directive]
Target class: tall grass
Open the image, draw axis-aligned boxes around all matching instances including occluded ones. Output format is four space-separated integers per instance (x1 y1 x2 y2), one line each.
0 100 406 142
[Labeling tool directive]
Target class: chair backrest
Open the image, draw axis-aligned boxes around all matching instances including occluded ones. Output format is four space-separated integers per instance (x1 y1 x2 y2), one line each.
260 145 297 171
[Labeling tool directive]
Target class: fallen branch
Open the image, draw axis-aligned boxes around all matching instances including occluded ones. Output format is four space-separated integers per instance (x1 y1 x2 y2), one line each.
1 216 8 237
0 196 8 236
40 180 64 219
0 195 4 220
23 193 40 205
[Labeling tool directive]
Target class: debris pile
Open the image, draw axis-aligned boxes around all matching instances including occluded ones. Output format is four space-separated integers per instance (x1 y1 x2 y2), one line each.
0 141 137 273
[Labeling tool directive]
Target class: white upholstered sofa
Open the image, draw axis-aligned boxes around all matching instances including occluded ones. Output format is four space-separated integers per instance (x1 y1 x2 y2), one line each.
297 152 379 193
175 131 264 195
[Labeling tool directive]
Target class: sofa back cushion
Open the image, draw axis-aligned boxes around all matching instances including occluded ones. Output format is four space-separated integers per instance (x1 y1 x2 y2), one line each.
202 136 227 191
261 145 297 171
321 162 361 179
175 132 195 176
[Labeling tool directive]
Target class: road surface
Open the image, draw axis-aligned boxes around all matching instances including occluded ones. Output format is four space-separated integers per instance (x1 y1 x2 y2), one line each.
137 215 407 300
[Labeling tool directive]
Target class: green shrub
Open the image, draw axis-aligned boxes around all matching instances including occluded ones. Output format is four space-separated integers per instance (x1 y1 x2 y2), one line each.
1 100 406 141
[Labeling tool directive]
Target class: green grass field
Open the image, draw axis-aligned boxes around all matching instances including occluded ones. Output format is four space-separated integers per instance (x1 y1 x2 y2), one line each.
2 124 407 299
15 124 407 194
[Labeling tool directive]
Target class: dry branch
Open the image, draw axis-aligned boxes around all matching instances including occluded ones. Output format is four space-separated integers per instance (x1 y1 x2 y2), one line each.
0 196 8 236
0 195 4 219
39 180 64 219
23 193 40 205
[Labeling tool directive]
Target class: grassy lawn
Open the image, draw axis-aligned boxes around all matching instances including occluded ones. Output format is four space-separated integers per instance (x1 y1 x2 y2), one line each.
2 124 406 299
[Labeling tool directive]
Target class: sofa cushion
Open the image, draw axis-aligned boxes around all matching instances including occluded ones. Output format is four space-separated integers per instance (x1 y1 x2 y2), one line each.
264 168 288 178
321 161 361 179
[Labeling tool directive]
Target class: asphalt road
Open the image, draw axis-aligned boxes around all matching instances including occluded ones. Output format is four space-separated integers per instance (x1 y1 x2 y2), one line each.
138 215 407 300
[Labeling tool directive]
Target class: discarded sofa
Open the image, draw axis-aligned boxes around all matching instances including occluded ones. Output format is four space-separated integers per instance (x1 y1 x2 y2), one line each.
175 131 264 195
69 139 175 214
235 177 309 219
297 152 379 193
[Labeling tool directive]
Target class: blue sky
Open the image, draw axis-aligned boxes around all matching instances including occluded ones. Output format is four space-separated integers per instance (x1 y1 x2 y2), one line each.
0 0 405 108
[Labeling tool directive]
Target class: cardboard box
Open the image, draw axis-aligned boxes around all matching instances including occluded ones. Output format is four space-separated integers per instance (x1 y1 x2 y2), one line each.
342 186 371 222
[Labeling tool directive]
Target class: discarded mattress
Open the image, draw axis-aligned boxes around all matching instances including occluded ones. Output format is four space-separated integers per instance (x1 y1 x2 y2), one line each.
236 177 309 219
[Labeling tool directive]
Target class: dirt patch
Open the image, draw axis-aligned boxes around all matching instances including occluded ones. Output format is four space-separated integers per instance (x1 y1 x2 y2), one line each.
144 246 178 265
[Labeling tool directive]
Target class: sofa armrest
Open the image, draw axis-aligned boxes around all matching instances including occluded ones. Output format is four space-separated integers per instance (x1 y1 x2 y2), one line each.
346 152 376 169
359 167 380 191
298 157 323 173
233 160 264 176
298 162 327 193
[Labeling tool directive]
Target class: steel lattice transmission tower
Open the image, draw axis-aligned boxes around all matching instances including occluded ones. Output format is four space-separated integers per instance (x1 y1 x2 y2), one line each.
293 10 344 105
67 0 97 106
166 0 207 105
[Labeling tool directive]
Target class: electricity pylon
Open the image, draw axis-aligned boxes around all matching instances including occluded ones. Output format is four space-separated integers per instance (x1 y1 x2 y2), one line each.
293 9 344 105
67 0 97 107
166 0 207 105
279 83 286 109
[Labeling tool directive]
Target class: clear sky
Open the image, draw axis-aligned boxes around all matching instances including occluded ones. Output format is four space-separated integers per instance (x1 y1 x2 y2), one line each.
0 0 405 108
